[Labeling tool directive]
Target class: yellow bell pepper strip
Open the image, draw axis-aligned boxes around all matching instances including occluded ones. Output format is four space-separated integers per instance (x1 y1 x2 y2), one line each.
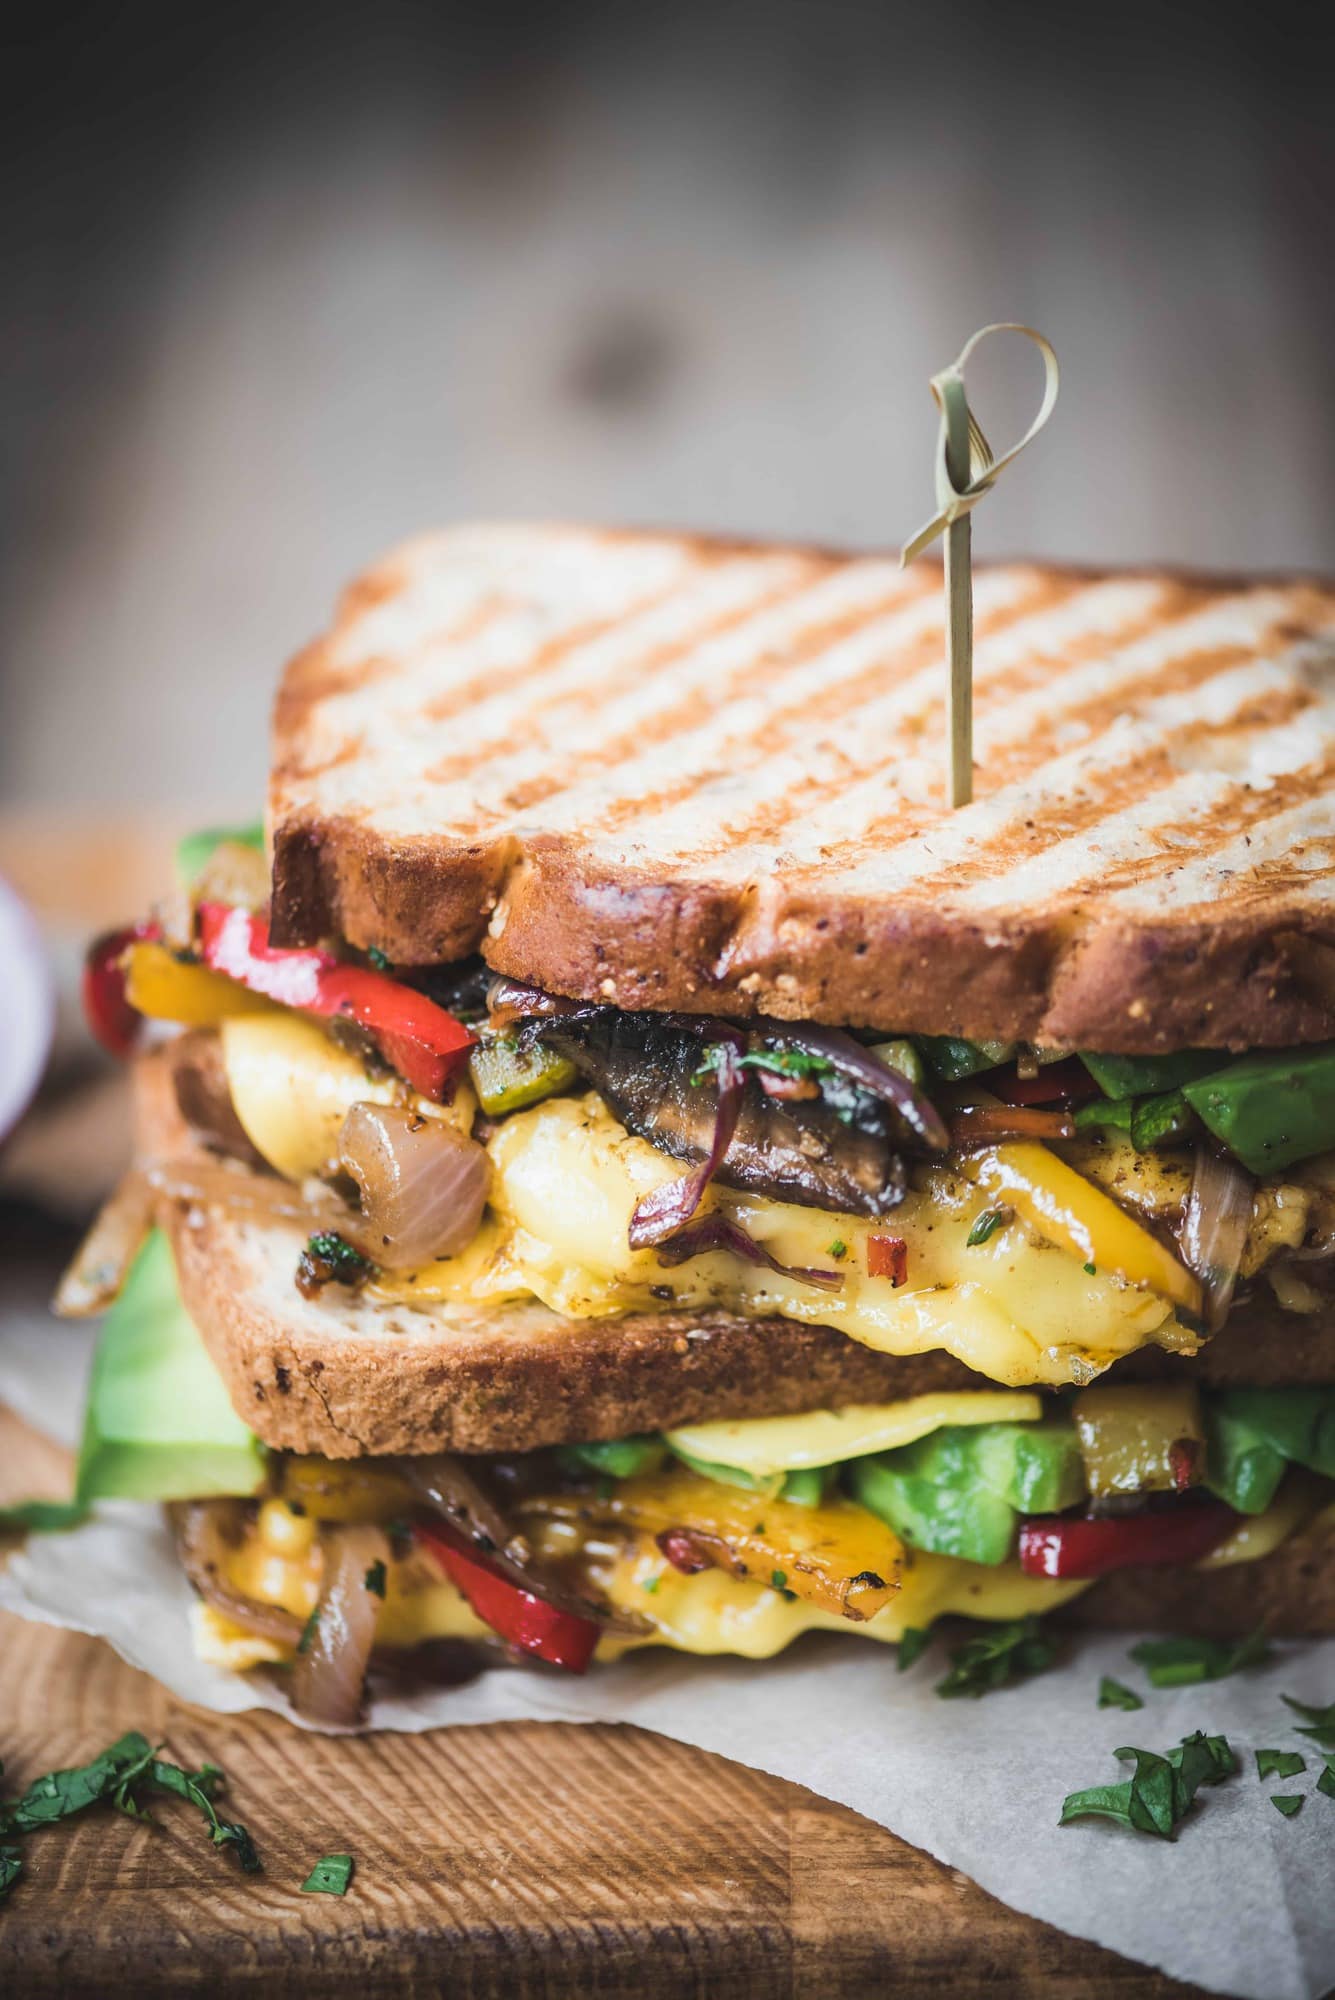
125 942 282 1027
523 1468 903 1621
960 1142 1203 1318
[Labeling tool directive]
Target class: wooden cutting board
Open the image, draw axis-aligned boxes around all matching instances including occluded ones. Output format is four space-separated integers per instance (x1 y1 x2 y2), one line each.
0 1409 1207 1999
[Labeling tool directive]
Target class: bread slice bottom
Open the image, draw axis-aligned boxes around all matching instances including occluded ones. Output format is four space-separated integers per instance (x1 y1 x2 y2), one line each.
137 1051 1335 1458
1063 1510 1335 1636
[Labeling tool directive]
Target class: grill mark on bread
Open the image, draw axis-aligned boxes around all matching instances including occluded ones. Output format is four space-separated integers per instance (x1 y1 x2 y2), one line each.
270 525 1335 1048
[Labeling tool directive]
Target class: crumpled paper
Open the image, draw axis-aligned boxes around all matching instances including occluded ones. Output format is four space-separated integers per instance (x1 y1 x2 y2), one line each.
2 1320 1333 2000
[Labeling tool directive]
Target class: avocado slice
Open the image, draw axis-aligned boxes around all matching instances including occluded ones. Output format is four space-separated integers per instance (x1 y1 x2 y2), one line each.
848 1417 1085 1566
556 1434 667 1480
1204 1405 1287 1516
77 1231 266 1504
1080 1050 1223 1100
1182 1044 1335 1175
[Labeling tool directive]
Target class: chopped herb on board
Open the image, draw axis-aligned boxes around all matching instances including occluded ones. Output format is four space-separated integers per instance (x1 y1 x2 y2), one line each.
1129 1627 1269 1689
935 1617 1057 1699
1270 1795 1303 1819
1255 1749 1306 1781
1281 1693 1335 1750
1060 1731 1235 1839
0 1734 262 1894
302 1853 355 1895
897 1627 934 1673
1098 1677 1144 1712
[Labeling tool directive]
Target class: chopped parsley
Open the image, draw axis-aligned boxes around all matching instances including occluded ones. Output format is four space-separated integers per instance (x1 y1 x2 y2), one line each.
769 1569 797 1600
1098 1676 1144 1712
296 1232 376 1299
302 1853 355 1895
897 1626 934 1673
827 1239 848 1260
1270 1794 1303 1818
935 1616 1057 1700
1318 1762 1335 1800
0 1733 261 1895
1130 1627 1269 1689
366 947 391 971
1256 1749 1306 1780
641 1574 661 1594
1281 1692 1335 1750
692 1044 836 1088
966 1209 1007 1248
0 1499 89 1533
1060 1730 1235 1839
1083 1262 1097 1276
296 1607 321 1657
363 1559 387 1599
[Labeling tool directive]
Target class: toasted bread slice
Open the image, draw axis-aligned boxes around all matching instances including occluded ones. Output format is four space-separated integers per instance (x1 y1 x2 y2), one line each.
137 1050 1335 1458
269 524 1335 1051
1067 1508 1335 1638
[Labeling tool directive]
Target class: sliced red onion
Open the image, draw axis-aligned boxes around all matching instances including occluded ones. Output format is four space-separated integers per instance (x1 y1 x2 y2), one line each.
629 1042 743 1249
950 1105 1077 1145
398 1454 638 1630
487 978 595 1030
53 1170 155 1318
173 1500 306 1646
757 1020 949 1152
1178 1145 1254 1331
292 1523 390 1726
651 1210 845 1292
338 1102 489 1268
0 875 54 1144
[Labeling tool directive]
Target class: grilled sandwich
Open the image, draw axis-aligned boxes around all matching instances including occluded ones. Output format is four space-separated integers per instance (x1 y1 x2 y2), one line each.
59 523 1335 1723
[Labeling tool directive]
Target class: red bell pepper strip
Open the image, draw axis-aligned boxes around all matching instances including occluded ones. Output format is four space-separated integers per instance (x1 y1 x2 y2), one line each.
82 921 162 1057
1018 1497 1238 1580
867 1234 909 1286
990 1058 1101 1108
196 903 474 1100
415 1523 600 1672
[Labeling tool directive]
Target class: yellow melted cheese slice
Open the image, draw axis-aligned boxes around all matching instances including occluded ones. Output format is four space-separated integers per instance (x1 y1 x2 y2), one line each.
667 1392 1045 1478
220 1022 1195 1387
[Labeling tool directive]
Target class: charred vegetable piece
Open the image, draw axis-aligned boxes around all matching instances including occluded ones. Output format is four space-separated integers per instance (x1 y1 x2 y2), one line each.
1079 1050 1223 1100
917 1036 1015 1081
522 1468 901 1621
531 1008 917 1217
468 1034 577 1115
1182 1044 1335 1175
416 1522 601 1672
1071 1384 1207 1502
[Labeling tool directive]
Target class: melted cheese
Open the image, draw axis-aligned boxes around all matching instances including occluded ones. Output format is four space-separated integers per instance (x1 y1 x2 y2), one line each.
222 1013 475 1182
221 1023 1199 1386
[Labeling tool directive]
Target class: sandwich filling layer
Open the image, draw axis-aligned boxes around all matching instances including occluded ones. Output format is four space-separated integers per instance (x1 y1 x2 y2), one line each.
85 831 1335 1395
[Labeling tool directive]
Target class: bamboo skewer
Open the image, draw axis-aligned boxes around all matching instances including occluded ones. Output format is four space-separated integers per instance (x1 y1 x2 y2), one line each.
900 324 1060 809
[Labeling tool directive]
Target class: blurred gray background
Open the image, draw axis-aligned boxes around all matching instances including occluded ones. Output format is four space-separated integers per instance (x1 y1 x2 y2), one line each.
3 0 1332 819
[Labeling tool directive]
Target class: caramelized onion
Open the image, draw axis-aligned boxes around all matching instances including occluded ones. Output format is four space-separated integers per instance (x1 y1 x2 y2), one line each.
629 1043 743 1249
292 1523 390 1726
1179 1145 1254 1331
172 1500 305 1645
398 1454 645 1632
338 1102 488 1268
951 1106 1078 1144
53 1169 155 1318
651 1210 845 1292
767 1022 950 1153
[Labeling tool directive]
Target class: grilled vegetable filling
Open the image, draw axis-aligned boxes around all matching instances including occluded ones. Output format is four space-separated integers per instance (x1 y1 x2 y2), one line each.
74 830 1335 1395
185 1385 1335 1710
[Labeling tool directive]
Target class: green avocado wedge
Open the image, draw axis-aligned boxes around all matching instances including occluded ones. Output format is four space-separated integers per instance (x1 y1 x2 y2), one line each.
174 821 265 889
77 1232 266 1505
1182 1044 1335 1176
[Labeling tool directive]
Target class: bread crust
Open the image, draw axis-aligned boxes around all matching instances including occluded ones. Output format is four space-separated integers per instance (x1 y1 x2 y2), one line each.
268 524 1335 1051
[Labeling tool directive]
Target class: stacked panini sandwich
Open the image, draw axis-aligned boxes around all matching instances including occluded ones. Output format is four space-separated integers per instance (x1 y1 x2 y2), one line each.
62 524 1335 1722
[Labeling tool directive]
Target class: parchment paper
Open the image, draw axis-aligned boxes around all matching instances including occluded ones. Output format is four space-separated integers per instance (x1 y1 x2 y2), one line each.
3 1319 1333 2000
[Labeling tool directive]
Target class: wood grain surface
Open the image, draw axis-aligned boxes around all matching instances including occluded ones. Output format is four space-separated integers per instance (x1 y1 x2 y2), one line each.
0 1408 1211 1999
